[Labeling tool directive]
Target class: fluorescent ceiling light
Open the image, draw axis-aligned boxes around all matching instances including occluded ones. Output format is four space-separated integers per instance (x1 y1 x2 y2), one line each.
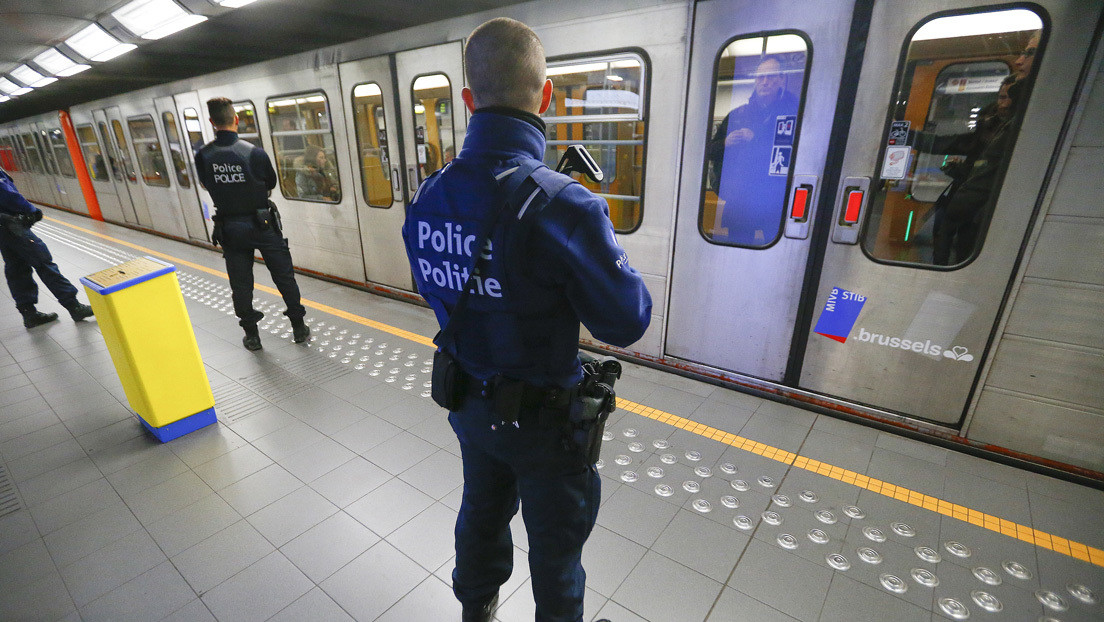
412 74 450 90
66 24 137 62
210 0 259 7
12 87 33 96
0 96 10 103
33 48 91 77
113 0 208 40
11 65 57 88
0 78 19 94
605 75 623 82
547 62 608 76
914 9 1042 41
766 34 807 54
353 83 381 98
722 38 764 58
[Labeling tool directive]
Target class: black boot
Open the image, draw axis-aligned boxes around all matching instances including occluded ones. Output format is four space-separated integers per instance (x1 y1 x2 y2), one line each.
66 302 94 321
19 305 58 329
291 318 310 343
462 592 498 622
242 324 262 351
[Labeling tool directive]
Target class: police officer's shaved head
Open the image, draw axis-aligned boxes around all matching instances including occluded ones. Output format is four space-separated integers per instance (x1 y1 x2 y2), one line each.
465 18 546 110
207 97 235 127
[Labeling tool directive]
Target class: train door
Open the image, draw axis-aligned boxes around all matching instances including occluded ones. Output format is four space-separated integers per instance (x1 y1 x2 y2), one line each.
337 54 411 290
796 0 1101 424
666 0 857 381
73 118 126 222
31 124 65 208
45 125 84 213
104 106 153 226
92 109 140 225
159 92 209 242
175 97 216 241
16 132 49 203
121 100 188 237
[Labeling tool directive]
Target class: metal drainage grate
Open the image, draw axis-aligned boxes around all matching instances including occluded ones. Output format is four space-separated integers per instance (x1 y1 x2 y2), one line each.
279 355 353 386
0 463 21 519
211 383 271 424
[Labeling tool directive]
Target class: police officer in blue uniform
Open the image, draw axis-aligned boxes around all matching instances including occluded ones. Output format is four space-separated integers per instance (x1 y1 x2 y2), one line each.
402 18 651 622
195 97 309 350
0 167 93 328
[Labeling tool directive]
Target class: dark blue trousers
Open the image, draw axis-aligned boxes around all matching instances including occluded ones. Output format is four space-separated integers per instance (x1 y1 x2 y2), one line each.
0 223 79 310
449 399 600 622
220 218 305 326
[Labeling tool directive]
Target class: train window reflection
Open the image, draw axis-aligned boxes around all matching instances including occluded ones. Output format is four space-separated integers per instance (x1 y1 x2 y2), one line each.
37 132 59 176
544 53 647 232
21 134 43 174
266 92 342 203
701 34 808 247
411 74 454 183
75 125 108 181
351 82 393 208
97 122 124 182
111 120 138 183
233 102 263 150
861 8 1043 267
127 115 170 187
182 108 205 153
49 129 76 178
161 112 191 188
0 136 16 172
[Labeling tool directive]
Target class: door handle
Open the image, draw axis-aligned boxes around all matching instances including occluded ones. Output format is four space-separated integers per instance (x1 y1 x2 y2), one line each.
831 176 870 244
407 165 418 199
784 174 818 240
391 166 401 192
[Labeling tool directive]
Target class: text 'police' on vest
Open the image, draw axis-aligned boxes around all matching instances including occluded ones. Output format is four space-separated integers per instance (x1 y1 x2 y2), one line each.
415 220 503 298
212 163 247 184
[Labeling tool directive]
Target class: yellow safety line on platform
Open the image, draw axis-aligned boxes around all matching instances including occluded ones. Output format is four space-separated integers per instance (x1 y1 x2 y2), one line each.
52 216 1104 569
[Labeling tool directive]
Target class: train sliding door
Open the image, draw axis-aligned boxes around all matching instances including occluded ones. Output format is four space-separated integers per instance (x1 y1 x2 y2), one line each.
797 0 1102 424
337 54 411 290
103 106 153 227
72 117 126 222
161 92 210 242
91 109 140 225
118 100 188 237
666 0 857 381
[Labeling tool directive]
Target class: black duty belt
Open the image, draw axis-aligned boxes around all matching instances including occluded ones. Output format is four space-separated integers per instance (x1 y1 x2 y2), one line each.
460 369 573 427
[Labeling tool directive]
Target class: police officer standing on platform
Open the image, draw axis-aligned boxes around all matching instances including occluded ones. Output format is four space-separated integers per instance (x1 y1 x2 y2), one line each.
195 97 309 350
0 166 94 328
402 18 651 622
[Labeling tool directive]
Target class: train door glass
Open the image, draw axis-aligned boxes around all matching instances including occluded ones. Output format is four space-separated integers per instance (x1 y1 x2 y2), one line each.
409 74 454 183
48 129 76 177
700 34 808 247
96 122 124 182
35 132 58 175
182 108 204 152
266 92 342 202
351 82 393 208
160 112 192 188
544 54 647 232
20 134 42 173
76 125 108 181
110 120 138 182
233 101 263 149
0 137 15 171
126 116 170 187
860 10 1042 267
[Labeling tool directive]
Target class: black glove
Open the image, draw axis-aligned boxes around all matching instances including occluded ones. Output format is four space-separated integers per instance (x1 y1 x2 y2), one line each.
211 222 223 247
32 208 43 222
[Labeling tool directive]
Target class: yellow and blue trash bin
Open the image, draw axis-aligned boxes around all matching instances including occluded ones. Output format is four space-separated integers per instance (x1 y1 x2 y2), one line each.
81 256 216 442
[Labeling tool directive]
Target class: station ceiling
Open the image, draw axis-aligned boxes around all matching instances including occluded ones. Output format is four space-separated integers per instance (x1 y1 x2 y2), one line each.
0 0 526 123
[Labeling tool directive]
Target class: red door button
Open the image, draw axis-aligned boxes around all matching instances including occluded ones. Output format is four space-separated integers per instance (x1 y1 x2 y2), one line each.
843 190 864 224
791 187 809 221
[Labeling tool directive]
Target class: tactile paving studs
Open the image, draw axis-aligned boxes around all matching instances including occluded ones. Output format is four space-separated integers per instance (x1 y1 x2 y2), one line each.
843 505 865 519
915 546 942 563
815 509 838 525
628 442 645 453
595 458 605 470
654 484 673 497
721 495 739 509
653 439 670 450
944 541 971 558
1002 560 1033 580
799 490 819 503
777 534 798 550
620 471 638 483
891 522 916 537
661 454 677 465
683 481 700 493
938 597 970 620
692 499 712 513
1035 590 1068 612
762 511 783 526
614 455 631 466
646 467 665 479
863 527 887 543
1067 583 1097 605
685 450 702 462
734 515 754 531
719 462 737 474
880 574 907 594
771 494 793 507
971 591 1002 613
858 547 883 565
807 529 830 544
622 428 638 438
730 479 750 492
826 553 851 571
911 568 940 588
694 466 713 478
602 431 614 441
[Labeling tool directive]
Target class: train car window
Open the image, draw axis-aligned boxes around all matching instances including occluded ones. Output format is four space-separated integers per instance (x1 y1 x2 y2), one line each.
21 134 43 174
545 53 647 232
351 82 393 208
233 102 263 150
160 112 191 188
14 135 32 173
111 120 138 183
861 8 1044 268
700 34 808 247
410 74 454 183
48 129 76 178
266 92 341 203
182 108 205 154
36 132 59 176
75 124 108 181
0 136 16 172
97 122 124 182
127 115 171 187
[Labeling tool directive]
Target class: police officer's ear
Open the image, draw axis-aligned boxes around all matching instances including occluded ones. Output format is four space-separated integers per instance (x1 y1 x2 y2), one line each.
461 87 476 114
538 79 553 115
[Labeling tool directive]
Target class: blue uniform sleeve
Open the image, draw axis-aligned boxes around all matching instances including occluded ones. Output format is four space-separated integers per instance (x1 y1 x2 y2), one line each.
0 174 37 216
252 148 277 191
193 149 210 191
550 189 652 347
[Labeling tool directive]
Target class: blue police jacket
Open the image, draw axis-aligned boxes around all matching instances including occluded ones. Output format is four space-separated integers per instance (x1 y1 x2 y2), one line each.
402 110 652 388
0 170 36 216
195 130 277 217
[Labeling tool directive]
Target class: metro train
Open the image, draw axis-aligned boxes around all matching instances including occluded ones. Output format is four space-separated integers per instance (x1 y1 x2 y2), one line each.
1 0 1102 481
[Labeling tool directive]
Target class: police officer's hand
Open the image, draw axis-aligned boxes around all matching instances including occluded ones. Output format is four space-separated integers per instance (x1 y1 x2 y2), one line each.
211 222 222 247
32 208 43 222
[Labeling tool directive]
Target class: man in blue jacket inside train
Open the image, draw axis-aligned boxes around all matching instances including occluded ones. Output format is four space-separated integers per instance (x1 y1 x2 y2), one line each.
0 167 94 328
402 17 651 622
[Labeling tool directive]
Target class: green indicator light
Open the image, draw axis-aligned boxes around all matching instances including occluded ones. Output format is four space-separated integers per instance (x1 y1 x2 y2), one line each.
905 210 915 242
